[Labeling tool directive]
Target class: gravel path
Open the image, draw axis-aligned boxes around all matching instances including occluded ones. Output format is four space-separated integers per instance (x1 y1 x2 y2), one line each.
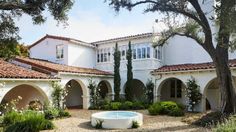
42 109 211 132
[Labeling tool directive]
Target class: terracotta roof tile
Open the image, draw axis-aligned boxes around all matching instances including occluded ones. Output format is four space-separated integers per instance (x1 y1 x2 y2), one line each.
92 33 155 44
153 59 236 73
14 57 113 76
29 34 93 49
0 59 54 79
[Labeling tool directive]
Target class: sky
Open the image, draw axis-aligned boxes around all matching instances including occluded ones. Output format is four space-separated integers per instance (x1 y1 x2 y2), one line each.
16 0 166 45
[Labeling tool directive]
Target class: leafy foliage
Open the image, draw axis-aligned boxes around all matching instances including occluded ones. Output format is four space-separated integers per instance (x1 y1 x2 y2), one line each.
186 77 202 112
0 0 73 58
51 81 67 110
3 110 54 132
132 120 139 128
106 0 236 113
94 119 104 129
125 41 133 101
148 101 185 116
88 79 101 109
113 42 121 101
145 79 154 104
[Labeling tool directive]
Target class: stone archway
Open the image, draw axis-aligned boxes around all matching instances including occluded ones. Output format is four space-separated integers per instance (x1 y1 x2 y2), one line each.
1 84 48 110
124 79 146 100
203 78 220 111
98 80 112 99
65 79 87 109
157 78 187 104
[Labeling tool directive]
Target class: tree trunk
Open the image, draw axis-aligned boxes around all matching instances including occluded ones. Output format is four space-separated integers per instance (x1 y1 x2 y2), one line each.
213 48 236 113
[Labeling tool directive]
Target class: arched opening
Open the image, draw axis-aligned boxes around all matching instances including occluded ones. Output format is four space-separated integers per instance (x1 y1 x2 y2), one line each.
98 80 112 99
1 84 48 110
124 79 146 100
157 78 187 104
65 79 85 109
204 78 220 111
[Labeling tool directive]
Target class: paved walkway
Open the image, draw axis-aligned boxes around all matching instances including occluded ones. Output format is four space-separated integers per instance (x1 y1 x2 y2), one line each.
43 110 211 132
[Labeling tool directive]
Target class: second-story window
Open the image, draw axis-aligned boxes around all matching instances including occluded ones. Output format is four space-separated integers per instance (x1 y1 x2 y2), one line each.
101 49 104 62
142 47 146 58
107 48 111 62
147 47 150 58
137 48 141 59
104 49 107 62
97 52 100 63
56 45 64 59
158 46 162 60
133 48 136 59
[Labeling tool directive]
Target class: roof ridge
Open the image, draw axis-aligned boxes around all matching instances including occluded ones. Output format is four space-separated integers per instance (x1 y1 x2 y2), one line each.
92 32 155 44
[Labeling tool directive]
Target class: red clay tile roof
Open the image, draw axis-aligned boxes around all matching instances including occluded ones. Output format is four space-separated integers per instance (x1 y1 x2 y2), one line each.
153 59 236 73
0 59 54 79
29 34 93 49
14 57 113 76
92 33 156 44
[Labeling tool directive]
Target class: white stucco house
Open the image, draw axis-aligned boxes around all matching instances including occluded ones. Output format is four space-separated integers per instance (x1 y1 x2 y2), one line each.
0 0 235 112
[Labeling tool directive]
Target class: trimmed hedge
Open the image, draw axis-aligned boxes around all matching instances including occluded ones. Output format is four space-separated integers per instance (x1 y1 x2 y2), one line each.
89 101 147 110
148 101 185 117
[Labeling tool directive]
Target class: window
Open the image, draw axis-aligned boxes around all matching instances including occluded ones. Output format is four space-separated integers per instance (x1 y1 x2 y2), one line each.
142 48 146 58
101 51 104 62
133 49 136 59
147 47 150 58
97 53 100 63
158 46 162 60
137 48 141 59
170 79 182 98
154 48 158 59
108 48 111 62
104 52 107 62
56 45 64 59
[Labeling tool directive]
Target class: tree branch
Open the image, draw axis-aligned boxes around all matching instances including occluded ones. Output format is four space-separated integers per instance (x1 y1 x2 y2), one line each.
0 2 34 10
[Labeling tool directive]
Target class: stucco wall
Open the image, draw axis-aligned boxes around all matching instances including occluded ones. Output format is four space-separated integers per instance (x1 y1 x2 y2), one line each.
30 38 69 64
67 43 96 68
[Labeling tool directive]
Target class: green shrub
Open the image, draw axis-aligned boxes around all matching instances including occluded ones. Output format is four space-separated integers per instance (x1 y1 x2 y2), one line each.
148 101 184 116
120 101 133 110
44 107 59 120
3 111 23 126
5 114 53 132
58 109 70 118
132 121 140 128
148 102 163 115
95 119 103 129
168 107 185 117
213 115 236 132
132 101 145 110
3 110 54 132
110 102 122 110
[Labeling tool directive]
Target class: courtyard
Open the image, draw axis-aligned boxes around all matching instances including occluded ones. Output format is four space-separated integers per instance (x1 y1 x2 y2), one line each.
43 109 210 132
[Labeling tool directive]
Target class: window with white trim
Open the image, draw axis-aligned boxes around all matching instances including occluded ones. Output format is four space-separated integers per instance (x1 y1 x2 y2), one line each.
137 48 141 59
147 47 150 58
56 45 64 59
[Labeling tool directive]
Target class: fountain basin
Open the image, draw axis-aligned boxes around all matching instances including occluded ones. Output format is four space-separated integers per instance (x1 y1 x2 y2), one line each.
91 111 143 129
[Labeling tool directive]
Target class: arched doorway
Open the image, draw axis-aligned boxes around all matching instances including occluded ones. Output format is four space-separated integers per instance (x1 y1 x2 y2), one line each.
98 81 112 99
124 79 146 100
157 78 187 104
65 80 84 109
1 84 48 110
204 78 220 111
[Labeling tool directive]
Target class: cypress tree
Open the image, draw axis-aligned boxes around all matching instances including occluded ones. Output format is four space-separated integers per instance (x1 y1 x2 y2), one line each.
125 41 133 101
114 43 121 101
